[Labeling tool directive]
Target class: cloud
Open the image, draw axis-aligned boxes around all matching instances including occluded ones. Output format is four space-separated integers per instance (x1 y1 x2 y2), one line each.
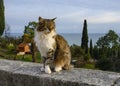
87 12 120 23
59 9 120 24
4 0 120 33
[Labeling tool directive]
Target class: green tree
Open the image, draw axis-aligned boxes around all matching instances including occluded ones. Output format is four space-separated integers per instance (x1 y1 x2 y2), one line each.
90 39 93 58
93 45 99 60
23 21 37 43
95 30 120 72
105 30 119 48
0 0 5 36
70 44 85 59
96 30 119 58
81 19 88 54
24 21 37 38
97 30 119 48
96 36 109 48
84 53 91 62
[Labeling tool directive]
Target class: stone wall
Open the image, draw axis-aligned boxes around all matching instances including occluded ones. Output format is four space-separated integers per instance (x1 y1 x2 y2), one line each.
0 59 120 86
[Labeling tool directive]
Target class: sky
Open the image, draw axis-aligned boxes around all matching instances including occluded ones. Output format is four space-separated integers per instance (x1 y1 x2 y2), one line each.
4 0 120 33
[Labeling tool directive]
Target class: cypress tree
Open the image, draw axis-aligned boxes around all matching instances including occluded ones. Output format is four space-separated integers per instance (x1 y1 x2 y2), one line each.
81 19 88 54
0 0 5 36
90 39 93 58
93 45 99 60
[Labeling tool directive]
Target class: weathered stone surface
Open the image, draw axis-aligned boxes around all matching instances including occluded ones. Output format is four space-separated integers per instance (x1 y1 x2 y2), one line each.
0 59 120 86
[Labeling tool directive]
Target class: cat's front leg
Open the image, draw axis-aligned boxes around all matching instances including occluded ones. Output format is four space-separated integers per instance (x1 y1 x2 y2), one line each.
40 57 46 72
45 65 51 74
41 57 52 74
44 49 55 74
44 58 53 74
42 49 54 74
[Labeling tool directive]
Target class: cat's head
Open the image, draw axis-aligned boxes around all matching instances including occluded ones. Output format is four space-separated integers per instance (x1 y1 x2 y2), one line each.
37 17 56 32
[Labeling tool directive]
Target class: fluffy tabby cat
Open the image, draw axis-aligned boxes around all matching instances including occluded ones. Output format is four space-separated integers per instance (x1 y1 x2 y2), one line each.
34 17 72 74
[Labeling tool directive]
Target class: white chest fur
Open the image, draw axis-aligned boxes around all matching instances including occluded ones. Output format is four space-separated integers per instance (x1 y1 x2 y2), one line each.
34 30 56 57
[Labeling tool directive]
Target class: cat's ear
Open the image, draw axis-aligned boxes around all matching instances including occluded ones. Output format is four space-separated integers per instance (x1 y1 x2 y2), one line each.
52 17 57 21
38 16 42 21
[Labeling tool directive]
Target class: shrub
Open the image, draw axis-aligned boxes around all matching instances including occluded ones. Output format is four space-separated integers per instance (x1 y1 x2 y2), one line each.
84 53 91 62
82 63 95 69
70 44 85 59
114 59 120 72
95 58 112 71
7 43 15 51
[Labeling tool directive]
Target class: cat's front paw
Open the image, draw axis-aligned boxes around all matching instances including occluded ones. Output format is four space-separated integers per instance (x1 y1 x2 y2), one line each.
55 66 62 72
45 65 51 74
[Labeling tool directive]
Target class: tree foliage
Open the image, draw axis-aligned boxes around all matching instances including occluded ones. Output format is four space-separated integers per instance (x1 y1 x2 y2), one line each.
70 44 85 59
96 30 119 48
24 21 38 39
0 0 5 36
94 30 120 72
23 21 37 43
93 45 99 60
81 19 88 54
90 39 93 58
96 30 120 58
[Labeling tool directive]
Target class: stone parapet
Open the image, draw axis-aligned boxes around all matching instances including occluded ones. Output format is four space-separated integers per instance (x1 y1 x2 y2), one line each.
0 59 120 86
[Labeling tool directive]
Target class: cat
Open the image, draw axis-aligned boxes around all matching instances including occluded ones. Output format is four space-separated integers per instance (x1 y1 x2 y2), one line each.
34 17 72 74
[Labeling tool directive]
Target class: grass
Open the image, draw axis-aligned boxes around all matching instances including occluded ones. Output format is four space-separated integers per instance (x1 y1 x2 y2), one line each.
0 47 41 63
16 52 41 63
73 57 96 69
82 63 95 69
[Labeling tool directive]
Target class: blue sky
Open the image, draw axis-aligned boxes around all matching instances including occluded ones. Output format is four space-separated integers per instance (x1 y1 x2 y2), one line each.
4 0 120 33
